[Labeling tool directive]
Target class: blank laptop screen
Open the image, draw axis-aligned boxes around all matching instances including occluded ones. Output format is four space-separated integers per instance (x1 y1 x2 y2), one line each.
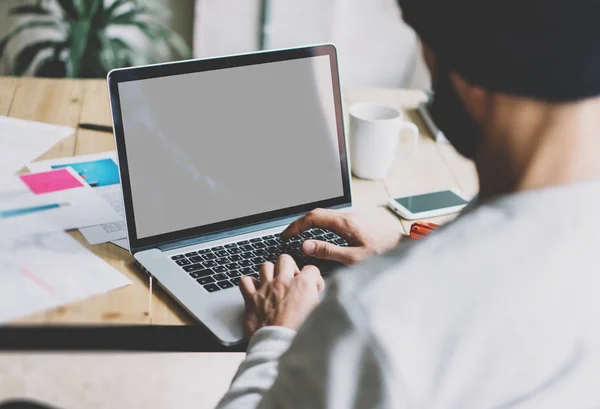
118 55 344 239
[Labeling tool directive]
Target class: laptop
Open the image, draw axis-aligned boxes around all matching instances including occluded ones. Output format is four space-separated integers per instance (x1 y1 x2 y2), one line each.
107 44 352 345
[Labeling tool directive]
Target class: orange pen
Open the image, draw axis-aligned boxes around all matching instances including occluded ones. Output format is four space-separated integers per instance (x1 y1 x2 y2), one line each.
409 221 439 239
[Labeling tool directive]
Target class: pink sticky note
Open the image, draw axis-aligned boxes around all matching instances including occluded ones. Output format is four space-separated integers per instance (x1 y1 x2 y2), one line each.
20 169 83 194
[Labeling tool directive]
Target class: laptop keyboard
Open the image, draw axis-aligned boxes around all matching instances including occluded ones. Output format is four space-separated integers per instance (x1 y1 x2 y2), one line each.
170 228 348 293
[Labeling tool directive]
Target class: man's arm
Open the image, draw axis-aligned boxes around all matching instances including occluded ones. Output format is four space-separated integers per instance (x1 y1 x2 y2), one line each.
215 208 402 409
216 327 296 409
216 294 386 409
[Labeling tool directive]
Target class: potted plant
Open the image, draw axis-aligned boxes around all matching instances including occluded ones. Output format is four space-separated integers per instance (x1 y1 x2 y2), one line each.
0 0 191 78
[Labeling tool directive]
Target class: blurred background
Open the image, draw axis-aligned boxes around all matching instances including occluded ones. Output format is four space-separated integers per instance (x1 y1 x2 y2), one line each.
0 0 430 89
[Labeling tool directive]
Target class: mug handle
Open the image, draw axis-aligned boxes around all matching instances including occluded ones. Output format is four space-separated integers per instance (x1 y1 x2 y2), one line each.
396 121 420 161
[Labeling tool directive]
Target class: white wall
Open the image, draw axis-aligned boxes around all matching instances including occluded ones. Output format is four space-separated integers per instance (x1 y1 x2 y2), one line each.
157 0 194 46
193 0 262 56
194 0 430 89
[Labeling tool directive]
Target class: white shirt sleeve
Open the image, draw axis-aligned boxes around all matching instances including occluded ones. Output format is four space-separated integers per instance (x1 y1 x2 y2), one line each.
215 296 388 409
215 326 297 409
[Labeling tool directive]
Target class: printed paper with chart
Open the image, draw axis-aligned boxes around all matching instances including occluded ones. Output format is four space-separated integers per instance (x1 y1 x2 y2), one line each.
28 151 127 245
0 168 121 243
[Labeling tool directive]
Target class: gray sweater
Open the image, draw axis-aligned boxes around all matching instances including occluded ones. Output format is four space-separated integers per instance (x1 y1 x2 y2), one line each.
217 180 600 409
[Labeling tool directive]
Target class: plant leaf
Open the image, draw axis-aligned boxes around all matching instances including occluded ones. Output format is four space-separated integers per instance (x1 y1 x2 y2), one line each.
96 31 117 72
84 0 103 18
123 21 191 60
56 0 79 20
34 55 67 78
96 0 105 15
0 20 62 62
13 40 66 76
109 37 137 66
108 7 157 25
162 30 192 60
109 37 134 53
33 55 54 76
112 37 137 65
66 19 91 77
79 32 103 78
99 0 130 24
9 5 52 16
30 41 67 78
94 0 130 28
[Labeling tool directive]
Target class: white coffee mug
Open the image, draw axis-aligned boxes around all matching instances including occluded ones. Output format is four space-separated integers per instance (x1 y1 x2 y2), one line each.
348 102 419 180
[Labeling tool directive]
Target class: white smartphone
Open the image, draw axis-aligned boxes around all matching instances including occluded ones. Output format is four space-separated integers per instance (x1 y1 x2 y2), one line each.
387 189 469 220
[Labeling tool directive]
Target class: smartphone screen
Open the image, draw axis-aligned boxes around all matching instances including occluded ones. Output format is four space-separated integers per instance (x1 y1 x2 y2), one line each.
394 190 468 213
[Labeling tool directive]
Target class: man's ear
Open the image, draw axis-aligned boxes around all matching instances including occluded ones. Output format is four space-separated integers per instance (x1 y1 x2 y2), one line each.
449 72 488 123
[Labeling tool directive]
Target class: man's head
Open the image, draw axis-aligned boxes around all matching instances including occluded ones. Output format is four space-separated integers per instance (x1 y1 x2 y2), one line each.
398 0 600 160
423 46 486 159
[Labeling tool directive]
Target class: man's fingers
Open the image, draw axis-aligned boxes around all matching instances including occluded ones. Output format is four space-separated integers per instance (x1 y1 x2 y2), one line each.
281 208 347 239
274 254 297 286
259 261 275 282
239 276 257 302
302 240 357 265
298 265 325 292
317 275 325 292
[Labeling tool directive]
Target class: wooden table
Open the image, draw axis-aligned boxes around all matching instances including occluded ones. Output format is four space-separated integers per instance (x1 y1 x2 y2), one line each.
1 77 478 325
0 77 478 409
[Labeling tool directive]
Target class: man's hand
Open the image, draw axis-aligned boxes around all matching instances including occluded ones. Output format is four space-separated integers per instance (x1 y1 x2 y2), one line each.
282 208 402 266
239 254 325 339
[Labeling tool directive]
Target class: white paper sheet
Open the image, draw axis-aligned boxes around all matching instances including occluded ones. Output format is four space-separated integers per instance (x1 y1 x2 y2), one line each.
0 231 132 323
0 116 73 175
111 238 129 251
28 151 127 245
0 168 122 243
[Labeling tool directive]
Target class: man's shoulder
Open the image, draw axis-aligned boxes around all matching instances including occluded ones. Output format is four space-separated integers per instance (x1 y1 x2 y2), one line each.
330 202 527 302
329 188 600 316
309 185 600 406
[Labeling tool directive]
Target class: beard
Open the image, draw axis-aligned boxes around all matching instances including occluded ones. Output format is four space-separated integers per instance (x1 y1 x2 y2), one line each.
429 67 483 160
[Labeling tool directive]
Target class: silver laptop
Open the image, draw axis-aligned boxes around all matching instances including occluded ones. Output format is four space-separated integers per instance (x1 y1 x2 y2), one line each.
107 44 352 345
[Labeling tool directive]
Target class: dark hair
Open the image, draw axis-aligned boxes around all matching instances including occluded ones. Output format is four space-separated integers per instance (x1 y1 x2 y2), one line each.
397 0 600 101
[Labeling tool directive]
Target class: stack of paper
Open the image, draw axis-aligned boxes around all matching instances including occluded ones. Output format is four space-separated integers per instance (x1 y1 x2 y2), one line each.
0 117 132 323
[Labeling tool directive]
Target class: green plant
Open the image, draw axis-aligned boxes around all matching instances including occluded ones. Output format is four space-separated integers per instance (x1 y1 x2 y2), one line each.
0 0 191 78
